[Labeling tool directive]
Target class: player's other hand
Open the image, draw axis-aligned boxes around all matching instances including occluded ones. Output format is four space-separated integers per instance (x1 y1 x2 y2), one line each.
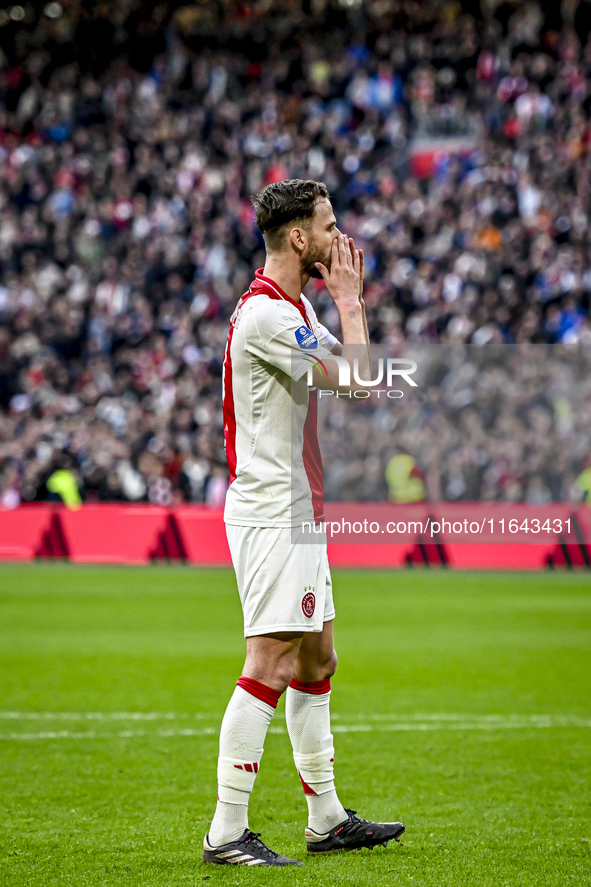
315 234 364 312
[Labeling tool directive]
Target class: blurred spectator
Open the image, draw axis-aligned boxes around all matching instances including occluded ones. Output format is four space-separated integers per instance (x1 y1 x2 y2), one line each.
385 451 427 504
575 457 591 502
0 462 20 509
43 453 82 508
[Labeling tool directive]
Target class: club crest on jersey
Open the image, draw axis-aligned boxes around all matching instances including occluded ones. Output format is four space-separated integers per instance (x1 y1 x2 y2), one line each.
302 588 316 618
295 326 318 349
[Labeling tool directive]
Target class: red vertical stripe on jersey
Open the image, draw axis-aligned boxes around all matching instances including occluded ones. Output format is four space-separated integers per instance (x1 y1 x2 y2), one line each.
223 284 263 484
222 324 238 484
303 389 325 523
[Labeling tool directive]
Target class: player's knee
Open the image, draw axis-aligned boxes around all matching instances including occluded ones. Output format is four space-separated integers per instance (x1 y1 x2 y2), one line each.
274 661 296 693
320 649 338 679
243 655 296 693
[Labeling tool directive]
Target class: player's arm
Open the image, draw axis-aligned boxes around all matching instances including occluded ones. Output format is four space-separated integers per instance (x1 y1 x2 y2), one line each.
328 248 364 357
311 234 369 392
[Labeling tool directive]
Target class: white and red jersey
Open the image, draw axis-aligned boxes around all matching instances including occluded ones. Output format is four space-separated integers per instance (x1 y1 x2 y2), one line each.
223 269 337 528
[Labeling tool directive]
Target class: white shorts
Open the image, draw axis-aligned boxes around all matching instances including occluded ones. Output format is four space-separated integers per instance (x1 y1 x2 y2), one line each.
225 524 335 637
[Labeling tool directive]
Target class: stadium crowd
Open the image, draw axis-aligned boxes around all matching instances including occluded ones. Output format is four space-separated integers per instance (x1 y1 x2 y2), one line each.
320 344 591 504
1 0 591 507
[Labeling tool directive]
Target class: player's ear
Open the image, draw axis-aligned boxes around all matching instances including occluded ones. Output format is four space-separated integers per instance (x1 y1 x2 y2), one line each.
289 225 307 255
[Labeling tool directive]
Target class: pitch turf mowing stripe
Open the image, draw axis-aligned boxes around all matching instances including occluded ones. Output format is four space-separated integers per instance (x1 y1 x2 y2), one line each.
2 712 590 741
2 710 590 722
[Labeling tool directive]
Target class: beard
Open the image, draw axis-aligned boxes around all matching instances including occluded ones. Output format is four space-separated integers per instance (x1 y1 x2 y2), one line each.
302 241 332 279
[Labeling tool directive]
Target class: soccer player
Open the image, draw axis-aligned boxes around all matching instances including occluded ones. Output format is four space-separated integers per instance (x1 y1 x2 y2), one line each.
203 180 405 866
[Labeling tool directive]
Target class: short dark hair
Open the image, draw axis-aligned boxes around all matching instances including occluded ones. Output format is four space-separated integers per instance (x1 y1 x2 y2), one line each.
251 179 330 250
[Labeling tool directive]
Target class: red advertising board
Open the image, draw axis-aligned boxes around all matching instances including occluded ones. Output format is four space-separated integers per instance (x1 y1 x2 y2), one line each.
0 503 590 570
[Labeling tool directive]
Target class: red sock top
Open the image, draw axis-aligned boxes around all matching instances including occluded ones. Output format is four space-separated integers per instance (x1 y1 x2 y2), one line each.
289 678 331 695
236 676 282 709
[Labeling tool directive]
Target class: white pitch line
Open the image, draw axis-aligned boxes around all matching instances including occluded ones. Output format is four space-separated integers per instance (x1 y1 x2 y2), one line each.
0 712 206 721
0 714 590 741
0 728 217 741
1 731 99 740
1 711 589 725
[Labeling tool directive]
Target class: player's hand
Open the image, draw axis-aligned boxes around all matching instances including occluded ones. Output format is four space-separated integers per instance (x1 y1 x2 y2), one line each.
315 234 363 312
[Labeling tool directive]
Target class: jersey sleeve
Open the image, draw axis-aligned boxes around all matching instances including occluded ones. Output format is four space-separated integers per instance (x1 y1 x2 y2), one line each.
301 295 340 352
246 298 333 381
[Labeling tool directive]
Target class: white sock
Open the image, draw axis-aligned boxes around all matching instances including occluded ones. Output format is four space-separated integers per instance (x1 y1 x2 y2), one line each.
208 678 281 846
208 787 250 847
286 679 347 834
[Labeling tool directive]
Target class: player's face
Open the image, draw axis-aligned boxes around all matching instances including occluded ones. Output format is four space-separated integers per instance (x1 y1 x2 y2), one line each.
301 200 340 279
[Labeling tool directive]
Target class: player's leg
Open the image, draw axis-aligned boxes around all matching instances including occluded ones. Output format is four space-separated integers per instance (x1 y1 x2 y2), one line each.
292 616 337 683
286 620 348 833
206 631 303 863
287 614 406 854
208 524 305 848
242 630 305 690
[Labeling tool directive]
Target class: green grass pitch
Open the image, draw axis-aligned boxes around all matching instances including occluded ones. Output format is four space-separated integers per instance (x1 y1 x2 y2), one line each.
1 563 590 886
